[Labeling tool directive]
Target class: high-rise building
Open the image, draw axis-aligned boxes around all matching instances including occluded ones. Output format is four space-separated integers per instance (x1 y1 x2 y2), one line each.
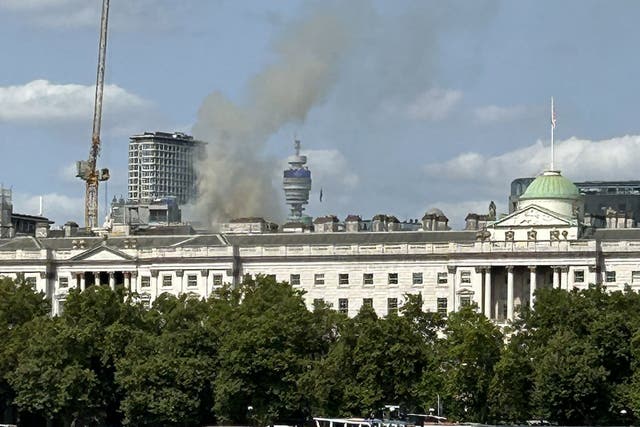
127 132 205 204
283 139 312 221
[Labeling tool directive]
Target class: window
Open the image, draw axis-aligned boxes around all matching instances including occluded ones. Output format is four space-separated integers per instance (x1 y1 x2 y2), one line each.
338 298 349 314
313 298 324 308
266 274 276 282
314 273 325 286
57 299 65 314
187 275 198 287
461 271 471 284
362 298 373 308
633 271 640 284
141 276 151 288
290 274 301 286
387 298 398 314
59 277 69 288
437 272 448 284
363 273 374 286
339 273 349 286
162 275 172 287
437 297 448 314
412 272 423 286
388 273 398 285
606 271 616 283
26 277 36 289
460 296 472 307
213 275 223 286
574 270 584 283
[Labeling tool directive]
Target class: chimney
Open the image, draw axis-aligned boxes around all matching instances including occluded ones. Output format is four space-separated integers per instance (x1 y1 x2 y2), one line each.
64 221 79 237
387 216 400 231
345 215 362 232
313 215 339 232
372 214 388 232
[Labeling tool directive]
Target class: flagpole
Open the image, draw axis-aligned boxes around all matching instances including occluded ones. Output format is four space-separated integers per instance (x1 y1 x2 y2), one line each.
550 97 555 171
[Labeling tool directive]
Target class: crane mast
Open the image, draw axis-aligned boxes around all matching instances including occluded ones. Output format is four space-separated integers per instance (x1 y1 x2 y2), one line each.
76 0 110 229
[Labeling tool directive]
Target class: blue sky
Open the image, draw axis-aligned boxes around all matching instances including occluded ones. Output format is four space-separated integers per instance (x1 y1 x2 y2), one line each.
2 0 640 228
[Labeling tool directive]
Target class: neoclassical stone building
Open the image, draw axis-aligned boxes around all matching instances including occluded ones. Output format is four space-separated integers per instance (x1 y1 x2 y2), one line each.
1 168 639 321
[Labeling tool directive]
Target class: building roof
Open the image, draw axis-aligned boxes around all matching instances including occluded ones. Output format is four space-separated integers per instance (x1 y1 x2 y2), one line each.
11 213 53 224
590 228 640 240
0 234 227 252
520 170 580 200
225 230 476 246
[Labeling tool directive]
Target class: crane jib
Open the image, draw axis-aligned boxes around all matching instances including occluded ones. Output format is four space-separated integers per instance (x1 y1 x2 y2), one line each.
77 0 110 230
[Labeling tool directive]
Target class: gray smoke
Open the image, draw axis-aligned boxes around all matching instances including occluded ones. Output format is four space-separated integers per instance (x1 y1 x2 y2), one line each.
192 4 354 228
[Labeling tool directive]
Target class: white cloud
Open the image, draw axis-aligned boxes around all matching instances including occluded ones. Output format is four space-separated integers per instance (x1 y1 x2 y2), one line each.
0 79 152 125
473 104 530 124
424 134 640 189
406 88 463 121
12 192 83 226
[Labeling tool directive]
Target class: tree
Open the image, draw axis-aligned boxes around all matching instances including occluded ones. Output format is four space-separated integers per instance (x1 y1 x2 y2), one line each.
8 286 145 426
305 297 441 418
0 276 50 423
8 316 99 426
116 294 216 426
439 305 503 422
531 329 608 425
487 314 534 424
213 275 321 426
527 285 640 425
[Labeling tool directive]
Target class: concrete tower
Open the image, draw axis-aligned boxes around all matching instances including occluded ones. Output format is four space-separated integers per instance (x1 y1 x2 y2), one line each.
283 139 312 221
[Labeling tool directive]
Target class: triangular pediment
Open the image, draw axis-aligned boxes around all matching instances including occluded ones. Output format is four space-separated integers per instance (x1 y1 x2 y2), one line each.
491 205 572 228
70 244 134 262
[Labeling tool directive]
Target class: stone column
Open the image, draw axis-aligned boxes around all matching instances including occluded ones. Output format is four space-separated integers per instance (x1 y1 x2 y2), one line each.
79 273 86 292
124 272 131 291
131 271 138 293
201 269 209 298
447 266 457 313
483 267 492 319
176 270 184 295
561 267 570 291
151 270 159 295
552 267 560 289
507 266 514 320
529 266 537 307
109 272 115 291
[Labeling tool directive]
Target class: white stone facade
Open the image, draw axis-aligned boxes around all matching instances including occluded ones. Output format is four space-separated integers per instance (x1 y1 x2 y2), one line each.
2 170 640 321
0 225 636 321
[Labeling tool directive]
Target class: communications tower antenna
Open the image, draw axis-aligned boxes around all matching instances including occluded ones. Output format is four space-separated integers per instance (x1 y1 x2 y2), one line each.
76 0 110 229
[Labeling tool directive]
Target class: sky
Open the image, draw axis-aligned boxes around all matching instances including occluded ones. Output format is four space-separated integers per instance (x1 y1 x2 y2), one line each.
2 0 640 229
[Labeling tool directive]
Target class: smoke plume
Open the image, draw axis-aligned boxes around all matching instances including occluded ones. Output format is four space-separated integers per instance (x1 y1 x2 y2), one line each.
192 4 353 228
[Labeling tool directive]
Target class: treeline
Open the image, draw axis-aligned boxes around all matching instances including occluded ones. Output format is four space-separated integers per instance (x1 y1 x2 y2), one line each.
1 276 640 427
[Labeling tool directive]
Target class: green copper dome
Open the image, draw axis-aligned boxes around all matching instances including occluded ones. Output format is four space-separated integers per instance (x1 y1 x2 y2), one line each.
520 170 580 200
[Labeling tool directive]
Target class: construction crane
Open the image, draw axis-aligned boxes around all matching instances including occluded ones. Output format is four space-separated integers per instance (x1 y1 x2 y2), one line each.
76 0 110 229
